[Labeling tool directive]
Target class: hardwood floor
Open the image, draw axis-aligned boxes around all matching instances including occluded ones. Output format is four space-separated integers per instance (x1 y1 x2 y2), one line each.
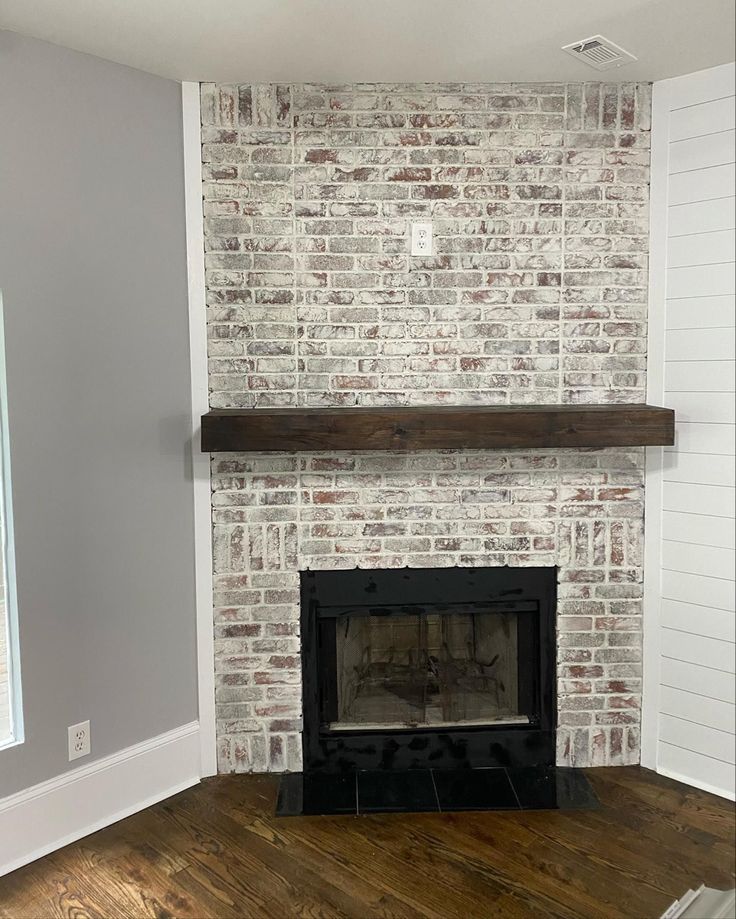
0 768 733 919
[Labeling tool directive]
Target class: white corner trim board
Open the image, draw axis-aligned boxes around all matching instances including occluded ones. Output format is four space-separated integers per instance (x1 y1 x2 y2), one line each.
182 80 217 779
641 74 671 774
0 721 200 877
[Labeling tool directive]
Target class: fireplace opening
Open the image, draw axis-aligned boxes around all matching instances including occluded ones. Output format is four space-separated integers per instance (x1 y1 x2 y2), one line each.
301 566 556 772
331 603 533 731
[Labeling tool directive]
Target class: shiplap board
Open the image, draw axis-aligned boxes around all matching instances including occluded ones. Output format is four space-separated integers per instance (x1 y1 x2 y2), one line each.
668 230 736 268
665 421 736 456
668 129 735 174
662 569 736 611
662 451 736 486
660 511 736 549
646 64 736 800
668 196 735 236
665 294 736 331
661 598 736 642
660 684 736 733
659 714 735 764
669 95 736 142
665 294 735 329
669 164 736 207
665 327 736 361
665 392 735 424
668 422 736 455
663 481 735 517
666 360 735 393
660 657 735 703
658 742 736 796
661 626 736 672
667 262 735 299
662 540 735 580
668 64 736 110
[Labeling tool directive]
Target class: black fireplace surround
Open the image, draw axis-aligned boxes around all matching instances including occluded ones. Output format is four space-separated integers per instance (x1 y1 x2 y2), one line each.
300 566 557 773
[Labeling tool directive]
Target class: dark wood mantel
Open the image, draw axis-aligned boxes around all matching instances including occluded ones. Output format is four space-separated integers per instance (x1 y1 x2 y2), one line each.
201 404 675 453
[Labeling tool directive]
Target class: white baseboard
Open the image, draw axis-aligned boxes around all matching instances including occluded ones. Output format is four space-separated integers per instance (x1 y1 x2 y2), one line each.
656 766 736 803
0 721 200 877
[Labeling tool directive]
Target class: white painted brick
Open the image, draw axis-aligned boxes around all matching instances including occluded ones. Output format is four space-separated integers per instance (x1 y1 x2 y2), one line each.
202 81 651 773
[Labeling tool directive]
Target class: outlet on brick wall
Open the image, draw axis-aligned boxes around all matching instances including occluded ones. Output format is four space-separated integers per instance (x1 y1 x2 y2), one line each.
411 222 433 256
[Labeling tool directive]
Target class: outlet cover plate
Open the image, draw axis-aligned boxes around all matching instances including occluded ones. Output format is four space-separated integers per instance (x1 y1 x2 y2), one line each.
411 222 433 257
68 720 91 761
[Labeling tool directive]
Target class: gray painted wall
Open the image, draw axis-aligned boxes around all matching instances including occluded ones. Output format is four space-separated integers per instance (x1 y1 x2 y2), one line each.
0 31 197 797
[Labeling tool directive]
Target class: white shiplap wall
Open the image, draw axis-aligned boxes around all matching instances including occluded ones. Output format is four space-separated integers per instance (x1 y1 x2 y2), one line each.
643 62 735 800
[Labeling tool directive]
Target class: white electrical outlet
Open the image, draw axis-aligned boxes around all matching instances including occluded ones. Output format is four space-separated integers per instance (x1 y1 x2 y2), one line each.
68 720 91 761
411 222 433 256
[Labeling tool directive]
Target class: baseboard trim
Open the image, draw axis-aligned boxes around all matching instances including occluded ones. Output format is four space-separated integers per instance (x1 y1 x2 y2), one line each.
0 721 200 877
656 766 736 803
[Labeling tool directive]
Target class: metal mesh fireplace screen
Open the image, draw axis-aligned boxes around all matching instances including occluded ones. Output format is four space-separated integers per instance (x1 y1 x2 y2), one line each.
330 605 528 730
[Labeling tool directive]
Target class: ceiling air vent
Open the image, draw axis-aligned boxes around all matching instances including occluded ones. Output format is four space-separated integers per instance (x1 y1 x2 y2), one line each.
562 35 637 72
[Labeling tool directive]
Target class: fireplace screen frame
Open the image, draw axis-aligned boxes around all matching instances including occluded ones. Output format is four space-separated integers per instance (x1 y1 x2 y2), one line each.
300 566 557 773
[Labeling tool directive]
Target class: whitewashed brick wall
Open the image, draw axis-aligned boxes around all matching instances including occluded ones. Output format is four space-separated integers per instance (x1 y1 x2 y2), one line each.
201 81 652 772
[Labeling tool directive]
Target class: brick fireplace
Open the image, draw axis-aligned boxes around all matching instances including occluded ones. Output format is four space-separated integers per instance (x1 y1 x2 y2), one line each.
202 79 651 773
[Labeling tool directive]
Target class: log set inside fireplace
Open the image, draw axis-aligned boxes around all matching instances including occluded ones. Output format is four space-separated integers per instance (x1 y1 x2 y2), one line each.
332 605 527 731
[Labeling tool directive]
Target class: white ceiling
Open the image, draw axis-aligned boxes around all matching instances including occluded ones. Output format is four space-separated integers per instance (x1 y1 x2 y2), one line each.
1 0 734 84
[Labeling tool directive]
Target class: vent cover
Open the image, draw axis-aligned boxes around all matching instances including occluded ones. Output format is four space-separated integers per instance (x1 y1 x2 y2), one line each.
562 35 637 71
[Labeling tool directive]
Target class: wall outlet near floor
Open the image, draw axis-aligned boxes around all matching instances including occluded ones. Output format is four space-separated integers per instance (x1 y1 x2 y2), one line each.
68 720 91 761
411 221 433 256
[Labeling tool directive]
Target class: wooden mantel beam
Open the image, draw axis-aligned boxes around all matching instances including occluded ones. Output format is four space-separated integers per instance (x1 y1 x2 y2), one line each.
201 404 675 453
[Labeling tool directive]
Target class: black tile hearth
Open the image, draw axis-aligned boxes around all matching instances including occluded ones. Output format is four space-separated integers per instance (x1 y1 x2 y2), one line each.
275 766 598 817
275 773 303 817
432 767 519 811
358 770 439 814
508 766 599 811
276 771 357 817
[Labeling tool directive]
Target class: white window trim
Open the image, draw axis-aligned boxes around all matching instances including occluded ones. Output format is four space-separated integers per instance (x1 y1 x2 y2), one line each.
0 291 23 750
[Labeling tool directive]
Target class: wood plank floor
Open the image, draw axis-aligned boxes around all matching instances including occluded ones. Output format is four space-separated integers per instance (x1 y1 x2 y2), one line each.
0 767 733 919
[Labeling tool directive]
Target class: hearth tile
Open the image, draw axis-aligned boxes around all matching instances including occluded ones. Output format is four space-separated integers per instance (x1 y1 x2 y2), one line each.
304 772 358 815
507 766 599 811
357 769 440 813
276 773 304 817
432 768 519 811
276 772 357 816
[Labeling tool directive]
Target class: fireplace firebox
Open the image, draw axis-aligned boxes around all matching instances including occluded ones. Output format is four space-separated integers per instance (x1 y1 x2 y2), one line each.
301 566 556 772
